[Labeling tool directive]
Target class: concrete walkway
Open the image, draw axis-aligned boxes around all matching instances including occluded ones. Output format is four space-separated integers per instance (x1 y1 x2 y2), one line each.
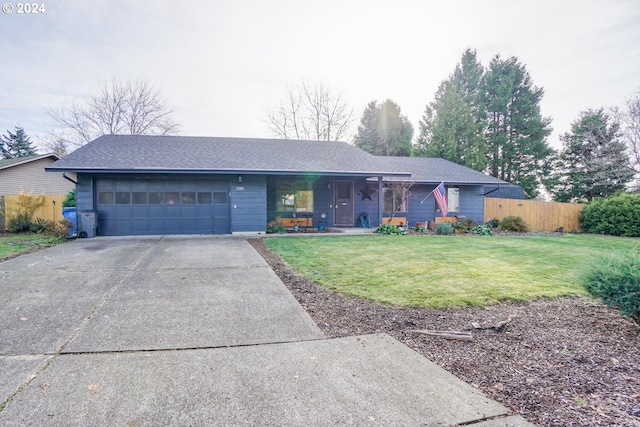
0 236 534 426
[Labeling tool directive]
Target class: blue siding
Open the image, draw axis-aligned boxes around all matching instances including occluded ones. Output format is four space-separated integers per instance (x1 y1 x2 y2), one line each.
75 174 94 234
230 174 266 232
266 175 382 228
405 184 485 225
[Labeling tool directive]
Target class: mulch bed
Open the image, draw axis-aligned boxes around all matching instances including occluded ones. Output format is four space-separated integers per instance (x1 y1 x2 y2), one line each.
248 238 640 427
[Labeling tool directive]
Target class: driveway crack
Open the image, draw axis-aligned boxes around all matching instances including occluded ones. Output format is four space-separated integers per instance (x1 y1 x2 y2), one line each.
0 236 164 413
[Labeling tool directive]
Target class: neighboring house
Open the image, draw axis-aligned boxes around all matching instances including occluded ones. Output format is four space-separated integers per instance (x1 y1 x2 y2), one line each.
46 135 509 236
0 154 76 195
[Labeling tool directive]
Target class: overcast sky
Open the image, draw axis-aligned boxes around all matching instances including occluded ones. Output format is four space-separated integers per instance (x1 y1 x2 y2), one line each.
1 0 639 152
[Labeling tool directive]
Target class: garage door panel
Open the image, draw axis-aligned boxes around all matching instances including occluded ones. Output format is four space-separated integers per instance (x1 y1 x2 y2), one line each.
96 177 230 236
132 220 148 233
115 206 131 218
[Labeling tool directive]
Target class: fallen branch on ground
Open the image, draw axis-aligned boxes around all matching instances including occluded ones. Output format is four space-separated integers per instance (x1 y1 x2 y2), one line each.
407 329 473 341
470 317 512 332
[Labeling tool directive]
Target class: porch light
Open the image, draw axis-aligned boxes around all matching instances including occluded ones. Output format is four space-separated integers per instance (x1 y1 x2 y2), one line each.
238 175 243 183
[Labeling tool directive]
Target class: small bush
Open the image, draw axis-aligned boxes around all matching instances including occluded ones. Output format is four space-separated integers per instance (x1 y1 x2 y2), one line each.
434 222 454 235
498 215 529 232
580 192 640 237
45 219 74 238
452 217 478 233
29 217 48 233
471 224 494 236
413 225 427 233
375 223 407 235
7 213 32 233
266 220 287 234
6 191 45 233
583 251 640 324
486 218 500 228
62 189 76 208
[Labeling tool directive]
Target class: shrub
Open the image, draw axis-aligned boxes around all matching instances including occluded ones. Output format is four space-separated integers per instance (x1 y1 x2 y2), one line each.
62 189 76 208
266 220 287 234
498 215 529 232
45 219 74 238
6 191 45 233
413 225 427 233
375 223 407 235
453 217 477 233
434 222 454 235
583 251 640 324
7 214 32 233
579 192 640 237
29 217 48 233
486 218 500 228
471 224 493 236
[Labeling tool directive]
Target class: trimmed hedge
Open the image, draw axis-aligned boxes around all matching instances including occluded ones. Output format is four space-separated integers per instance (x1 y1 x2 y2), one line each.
579 192 640 237
583 251 640 323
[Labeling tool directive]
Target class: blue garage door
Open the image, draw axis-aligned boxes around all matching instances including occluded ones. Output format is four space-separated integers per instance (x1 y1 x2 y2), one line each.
96 177 230 235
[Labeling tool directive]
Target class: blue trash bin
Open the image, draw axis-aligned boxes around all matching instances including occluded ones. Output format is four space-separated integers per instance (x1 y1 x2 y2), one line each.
61 207 77 236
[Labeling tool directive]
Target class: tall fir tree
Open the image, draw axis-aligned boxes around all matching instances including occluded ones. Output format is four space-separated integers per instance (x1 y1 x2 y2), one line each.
414 81 487 170
483 55 553 198
546 109 634 202
354 99 413 156
1 126 37 159
414 49 487 171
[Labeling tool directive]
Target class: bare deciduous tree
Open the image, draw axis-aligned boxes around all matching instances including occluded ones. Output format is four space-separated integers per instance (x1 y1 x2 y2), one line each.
616 91 640 174
46 78 181 154
267 82 353 141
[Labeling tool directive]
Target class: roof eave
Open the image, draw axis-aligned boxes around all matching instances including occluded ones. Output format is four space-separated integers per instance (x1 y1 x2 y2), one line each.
45 166 411 178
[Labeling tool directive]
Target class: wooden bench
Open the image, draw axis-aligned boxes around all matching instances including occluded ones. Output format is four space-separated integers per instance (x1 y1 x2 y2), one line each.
277 217 313 228
435 217 457 223
382 217 407 226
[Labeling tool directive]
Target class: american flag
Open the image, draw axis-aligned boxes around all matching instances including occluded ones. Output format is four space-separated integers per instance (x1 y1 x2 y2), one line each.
433 182 448 217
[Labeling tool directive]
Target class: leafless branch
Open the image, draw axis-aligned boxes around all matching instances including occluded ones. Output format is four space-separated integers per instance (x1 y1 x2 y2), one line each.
267 82 353 141
47 77 181 150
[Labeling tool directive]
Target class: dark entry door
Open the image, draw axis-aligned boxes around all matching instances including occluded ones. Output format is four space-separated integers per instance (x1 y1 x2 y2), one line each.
334 181 354 226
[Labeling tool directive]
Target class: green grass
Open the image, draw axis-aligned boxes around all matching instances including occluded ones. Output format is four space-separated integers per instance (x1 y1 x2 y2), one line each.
264 234 640 308
0 233 62 259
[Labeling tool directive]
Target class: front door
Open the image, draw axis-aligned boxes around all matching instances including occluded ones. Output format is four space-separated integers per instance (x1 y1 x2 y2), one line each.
334 181 354 226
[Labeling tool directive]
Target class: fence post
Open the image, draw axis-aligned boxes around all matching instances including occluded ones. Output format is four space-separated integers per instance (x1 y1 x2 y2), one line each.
0 195 5 232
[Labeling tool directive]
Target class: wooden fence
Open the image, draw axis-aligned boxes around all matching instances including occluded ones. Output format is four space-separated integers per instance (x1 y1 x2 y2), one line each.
1 194 67 231
484 198 585 232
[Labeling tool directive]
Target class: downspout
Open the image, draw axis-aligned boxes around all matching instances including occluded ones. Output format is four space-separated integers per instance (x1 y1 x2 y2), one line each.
62 172 77 185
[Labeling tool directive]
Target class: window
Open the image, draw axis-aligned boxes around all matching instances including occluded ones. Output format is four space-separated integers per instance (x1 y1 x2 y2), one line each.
115 192 130 204
182 192 196 204
448 187 460 212
98 192 113 204
383 186 408 213
276 181 314 214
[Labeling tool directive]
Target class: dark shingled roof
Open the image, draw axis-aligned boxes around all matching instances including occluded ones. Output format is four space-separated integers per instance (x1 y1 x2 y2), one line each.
1 153 59 170
379 156 507 185
46 135 508 186
483 184 526 199
46 135 406 177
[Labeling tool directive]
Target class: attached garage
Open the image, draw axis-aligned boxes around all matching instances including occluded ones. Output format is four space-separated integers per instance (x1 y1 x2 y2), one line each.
95 176 230 235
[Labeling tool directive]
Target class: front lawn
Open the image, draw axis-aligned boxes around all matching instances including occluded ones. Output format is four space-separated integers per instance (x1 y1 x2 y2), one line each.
0 233 63 260
264 234 640 308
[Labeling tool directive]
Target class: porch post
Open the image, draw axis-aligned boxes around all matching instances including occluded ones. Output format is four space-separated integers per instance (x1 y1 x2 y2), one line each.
377 176 383 227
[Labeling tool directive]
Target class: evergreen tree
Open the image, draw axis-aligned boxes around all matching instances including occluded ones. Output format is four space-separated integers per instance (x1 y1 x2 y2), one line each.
546 109 634 202
483 55 553 198
1 126 37 159
354 99 413 156
414 80 487 171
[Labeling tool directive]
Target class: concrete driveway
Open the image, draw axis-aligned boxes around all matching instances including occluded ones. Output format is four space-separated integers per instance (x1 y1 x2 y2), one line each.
0 236 534 426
